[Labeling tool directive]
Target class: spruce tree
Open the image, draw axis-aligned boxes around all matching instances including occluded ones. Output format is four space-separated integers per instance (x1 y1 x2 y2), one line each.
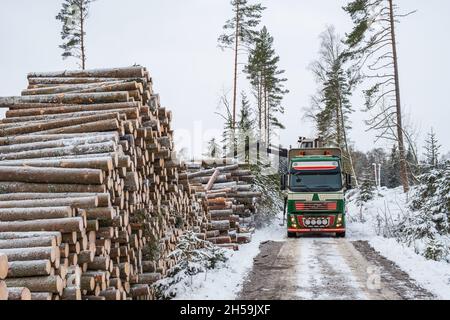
218 0 265 130
397 161 450 261
423 128 441 169
357 170 376 204
343 0 416 193
56 0 95 69
386 145 401 188
204 138 221 159
236 93 254 163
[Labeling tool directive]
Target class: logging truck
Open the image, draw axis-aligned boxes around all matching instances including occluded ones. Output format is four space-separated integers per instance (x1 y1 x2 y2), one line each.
281 144 352 238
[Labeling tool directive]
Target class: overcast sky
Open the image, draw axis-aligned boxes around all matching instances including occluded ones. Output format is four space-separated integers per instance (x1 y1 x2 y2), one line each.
1 0 449 157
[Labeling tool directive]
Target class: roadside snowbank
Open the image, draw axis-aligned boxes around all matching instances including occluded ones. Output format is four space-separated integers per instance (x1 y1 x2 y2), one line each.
347 187 450 299
175 217 286 300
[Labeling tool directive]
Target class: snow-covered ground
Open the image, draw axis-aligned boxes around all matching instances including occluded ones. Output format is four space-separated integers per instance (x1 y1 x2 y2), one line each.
175 217 286 300
177 187 450 300
347 187 450 299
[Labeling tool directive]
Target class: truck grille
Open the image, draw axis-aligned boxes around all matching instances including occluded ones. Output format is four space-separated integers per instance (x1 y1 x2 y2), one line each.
295 202 337 212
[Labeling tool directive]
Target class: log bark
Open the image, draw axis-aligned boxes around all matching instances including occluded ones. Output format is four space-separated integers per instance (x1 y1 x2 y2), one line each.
0 197 97 209
0 141 116 161
0 217 84 233
61 287 82 300
30 292 53 300
0 92 129 107
0 113 120 136
0 193 110 206
7 287 31 300
0 231 62 244
0 132 118 146
0 247 57 263
205 169 220 192
35 119 120 134
8 260 52 277
6 102 139 117
0 157 114 171
27 67 145 79
0 166 103 185
5 276 63 294
0 236 57 249
0 207 73 221
0 182 106 194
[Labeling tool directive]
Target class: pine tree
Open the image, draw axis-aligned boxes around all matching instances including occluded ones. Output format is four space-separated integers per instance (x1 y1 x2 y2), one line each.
308 26 357 184
245 27 288 147
218 0 265 130
423 128 441 169
56 0 95 69
343 0 416 193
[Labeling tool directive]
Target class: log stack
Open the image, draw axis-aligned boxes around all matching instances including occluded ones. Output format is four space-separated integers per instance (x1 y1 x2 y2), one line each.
180 160 261 248
0 67 209 300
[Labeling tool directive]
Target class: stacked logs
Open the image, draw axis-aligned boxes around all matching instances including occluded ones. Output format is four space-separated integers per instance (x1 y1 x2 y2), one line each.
180 160 261 248
0 252 31 300
0 67 209 300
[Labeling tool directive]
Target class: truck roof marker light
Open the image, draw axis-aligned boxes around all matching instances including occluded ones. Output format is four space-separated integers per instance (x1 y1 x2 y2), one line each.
292 161 339 171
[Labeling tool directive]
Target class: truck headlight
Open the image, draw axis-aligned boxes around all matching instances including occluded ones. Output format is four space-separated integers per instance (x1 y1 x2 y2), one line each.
290 216 296 223
336 214 343 227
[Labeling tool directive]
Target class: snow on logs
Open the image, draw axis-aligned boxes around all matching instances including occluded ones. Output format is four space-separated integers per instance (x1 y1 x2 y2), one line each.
0 66 211 300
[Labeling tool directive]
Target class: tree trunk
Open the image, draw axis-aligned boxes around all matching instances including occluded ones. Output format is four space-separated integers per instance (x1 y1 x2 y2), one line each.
388 0 409 193
80 1 86 70
232 1 240 130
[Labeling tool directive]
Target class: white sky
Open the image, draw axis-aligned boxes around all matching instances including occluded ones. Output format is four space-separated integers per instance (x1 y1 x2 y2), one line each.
1 0 449 157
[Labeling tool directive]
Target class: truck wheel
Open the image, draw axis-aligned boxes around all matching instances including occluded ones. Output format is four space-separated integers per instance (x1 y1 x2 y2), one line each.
336 232 346 238
287 232 297 238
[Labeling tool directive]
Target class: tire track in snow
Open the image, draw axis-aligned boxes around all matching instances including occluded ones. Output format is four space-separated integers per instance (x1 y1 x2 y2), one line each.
239 238 434 300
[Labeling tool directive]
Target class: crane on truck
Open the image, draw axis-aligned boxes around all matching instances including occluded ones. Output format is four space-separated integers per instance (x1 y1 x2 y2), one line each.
280 138 353 238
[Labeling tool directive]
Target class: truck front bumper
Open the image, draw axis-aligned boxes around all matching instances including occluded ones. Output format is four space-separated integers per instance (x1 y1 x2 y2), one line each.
288 228 346 233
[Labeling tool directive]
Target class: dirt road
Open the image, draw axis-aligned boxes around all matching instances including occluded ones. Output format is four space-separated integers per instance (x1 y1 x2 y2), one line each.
238 238 434 300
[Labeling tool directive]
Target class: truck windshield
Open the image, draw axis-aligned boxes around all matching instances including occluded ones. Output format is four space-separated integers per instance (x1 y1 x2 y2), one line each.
290 173 342 192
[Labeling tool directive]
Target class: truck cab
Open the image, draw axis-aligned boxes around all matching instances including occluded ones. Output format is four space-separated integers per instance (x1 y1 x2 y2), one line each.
281 147 351 238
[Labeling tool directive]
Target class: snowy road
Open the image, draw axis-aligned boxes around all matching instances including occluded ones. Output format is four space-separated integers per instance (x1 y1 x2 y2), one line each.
238 238 434 300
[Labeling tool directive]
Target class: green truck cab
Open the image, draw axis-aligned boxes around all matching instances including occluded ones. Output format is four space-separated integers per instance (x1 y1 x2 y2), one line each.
281 148 352 238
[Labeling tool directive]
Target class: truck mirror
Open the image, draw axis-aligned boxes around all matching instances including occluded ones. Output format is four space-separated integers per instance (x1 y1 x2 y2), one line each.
280 175 286 191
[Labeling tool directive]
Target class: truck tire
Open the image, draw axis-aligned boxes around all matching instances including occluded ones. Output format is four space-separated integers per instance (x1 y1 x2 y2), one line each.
336 232 346 238
287 231 297 238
